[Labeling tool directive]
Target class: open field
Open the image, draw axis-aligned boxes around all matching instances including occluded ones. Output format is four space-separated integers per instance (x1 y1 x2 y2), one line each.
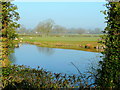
20 35 103 52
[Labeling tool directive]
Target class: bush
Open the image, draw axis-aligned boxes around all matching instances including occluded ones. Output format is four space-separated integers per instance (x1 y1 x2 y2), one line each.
2 65 94 89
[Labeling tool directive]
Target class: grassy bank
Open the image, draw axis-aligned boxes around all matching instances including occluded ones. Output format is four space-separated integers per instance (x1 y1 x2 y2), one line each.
20 35 103 52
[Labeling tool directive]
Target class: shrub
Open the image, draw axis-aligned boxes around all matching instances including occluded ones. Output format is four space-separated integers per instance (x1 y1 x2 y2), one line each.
2 65 94 89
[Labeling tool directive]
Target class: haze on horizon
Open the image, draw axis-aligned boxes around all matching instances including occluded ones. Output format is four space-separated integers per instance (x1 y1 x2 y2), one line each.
14 2 107 30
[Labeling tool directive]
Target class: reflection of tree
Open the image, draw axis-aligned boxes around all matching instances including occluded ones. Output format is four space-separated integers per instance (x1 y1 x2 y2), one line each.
8 53 16 63
36 46 55 56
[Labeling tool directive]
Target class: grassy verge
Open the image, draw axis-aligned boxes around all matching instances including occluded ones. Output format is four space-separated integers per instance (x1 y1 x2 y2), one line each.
20 35 103 52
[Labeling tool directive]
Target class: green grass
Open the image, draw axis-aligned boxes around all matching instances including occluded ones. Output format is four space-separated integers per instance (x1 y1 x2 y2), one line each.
22 36 99 42
20 35 101 52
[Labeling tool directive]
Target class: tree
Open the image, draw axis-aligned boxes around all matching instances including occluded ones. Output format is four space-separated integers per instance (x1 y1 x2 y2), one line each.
0 1 20 66
35 19 54 36
94 28 102 34
17 25 27 34
66 28 86 35
75 28 86 34
52 25 67 35
0 1 20 88
88 28 103 34
1 1 20 40
96 2 120 88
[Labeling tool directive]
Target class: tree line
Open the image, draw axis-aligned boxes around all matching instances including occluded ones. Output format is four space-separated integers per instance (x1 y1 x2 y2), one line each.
17 19 103 36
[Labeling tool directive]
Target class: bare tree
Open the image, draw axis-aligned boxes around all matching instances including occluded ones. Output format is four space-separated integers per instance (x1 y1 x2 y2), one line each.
17 25 27 34
75 28 86 34
88 28 103 34
52 25 67 35
35 19 54 36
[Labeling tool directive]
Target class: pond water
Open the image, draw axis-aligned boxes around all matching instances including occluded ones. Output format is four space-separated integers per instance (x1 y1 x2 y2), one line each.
10 44 102 75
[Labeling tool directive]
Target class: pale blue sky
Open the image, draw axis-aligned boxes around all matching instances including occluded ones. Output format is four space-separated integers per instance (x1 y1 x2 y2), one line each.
13 2 107 30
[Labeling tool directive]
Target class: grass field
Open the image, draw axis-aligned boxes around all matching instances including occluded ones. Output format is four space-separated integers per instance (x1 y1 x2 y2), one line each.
20 35 102 52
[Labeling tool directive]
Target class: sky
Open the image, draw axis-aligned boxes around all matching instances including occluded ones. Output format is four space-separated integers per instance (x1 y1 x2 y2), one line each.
13 2 107 30
14 0 106 2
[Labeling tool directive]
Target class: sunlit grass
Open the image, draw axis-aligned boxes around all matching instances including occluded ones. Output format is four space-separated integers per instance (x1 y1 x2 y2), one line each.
22 36 99 42
20 35 101 52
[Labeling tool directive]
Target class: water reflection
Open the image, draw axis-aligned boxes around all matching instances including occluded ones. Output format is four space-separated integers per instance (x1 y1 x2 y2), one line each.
13 44 101 74
36 46 55 56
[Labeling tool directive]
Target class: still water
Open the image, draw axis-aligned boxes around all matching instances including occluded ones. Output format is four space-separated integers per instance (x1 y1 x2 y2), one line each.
10 44 102 75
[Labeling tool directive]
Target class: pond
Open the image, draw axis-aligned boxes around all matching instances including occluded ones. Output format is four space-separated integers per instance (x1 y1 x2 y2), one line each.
9 44 102 75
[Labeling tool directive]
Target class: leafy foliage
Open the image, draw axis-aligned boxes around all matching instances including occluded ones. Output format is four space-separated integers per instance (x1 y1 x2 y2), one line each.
96 2 120 88
0 1 20 62
1 2 20 39
2 65 94 89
